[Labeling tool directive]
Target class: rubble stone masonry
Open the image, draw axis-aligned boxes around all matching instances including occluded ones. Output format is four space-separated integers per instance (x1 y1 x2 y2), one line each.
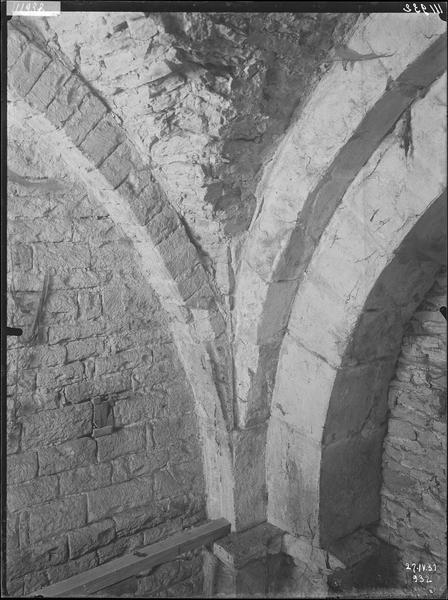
6 121 206 596
377 267 447 593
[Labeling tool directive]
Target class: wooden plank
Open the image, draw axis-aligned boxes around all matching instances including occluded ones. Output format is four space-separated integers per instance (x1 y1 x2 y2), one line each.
29 518 230 598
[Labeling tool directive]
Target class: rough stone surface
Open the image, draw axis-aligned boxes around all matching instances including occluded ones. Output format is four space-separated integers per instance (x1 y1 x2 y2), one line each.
376 269 447 595
28 495 87 544
7 451 38 484
68 519 116 559
213 522 282 569
232 424 268 530
94 548 205 599
87 475 154 522
38 437 97 475
41 11 357 270
277 532 346 597
6 11 447 599
96 424 146 461
211 524 286 597
21 404 93 450
235 16 446 431
6 111 205 595
320 428 387 544
8 475 59 512
268 71 446 546
8 18 236 526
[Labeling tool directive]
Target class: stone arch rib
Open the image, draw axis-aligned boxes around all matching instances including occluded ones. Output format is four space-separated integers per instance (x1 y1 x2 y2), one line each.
320 190 447 547
234 16 446 430
267 67 446 540
7 21 236 525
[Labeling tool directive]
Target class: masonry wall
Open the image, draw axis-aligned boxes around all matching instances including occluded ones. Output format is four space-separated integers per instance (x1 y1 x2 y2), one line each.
6 122 206 596
377 267 447 593
93 548 204 598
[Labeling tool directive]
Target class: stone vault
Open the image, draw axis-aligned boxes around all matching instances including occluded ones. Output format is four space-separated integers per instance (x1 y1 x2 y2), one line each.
5 8 447 598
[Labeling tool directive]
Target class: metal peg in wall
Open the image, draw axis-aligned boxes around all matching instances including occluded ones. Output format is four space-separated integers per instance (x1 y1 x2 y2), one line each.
6 327 23 336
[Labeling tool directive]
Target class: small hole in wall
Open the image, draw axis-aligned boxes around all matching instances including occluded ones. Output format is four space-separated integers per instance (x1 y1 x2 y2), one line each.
439 306 446 320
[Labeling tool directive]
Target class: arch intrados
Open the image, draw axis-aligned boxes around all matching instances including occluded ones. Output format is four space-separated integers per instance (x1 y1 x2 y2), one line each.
319 191 447 547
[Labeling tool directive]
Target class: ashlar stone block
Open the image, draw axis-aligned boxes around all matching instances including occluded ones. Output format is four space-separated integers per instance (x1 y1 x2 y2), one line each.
27 59 71 111
80 114 126 167
29 495 87 543
59 463 112 495
68 519 115 559
7 451 38 484
64 93 108 147
7 475 58 512
96 424 145 461
9 44 51 97
38 437 97 475
99 142 135 189
87 475 154 521
46 74 84 128
21 403 92 450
